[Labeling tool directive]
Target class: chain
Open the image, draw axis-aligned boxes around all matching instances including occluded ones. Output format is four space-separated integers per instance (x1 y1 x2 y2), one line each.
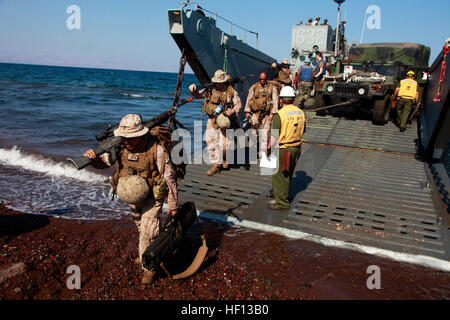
169 49 187 129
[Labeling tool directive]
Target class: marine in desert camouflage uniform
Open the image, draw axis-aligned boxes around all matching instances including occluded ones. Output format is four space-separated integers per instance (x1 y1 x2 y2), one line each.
83 114 178 285
245 71 279 155
189 70 242 175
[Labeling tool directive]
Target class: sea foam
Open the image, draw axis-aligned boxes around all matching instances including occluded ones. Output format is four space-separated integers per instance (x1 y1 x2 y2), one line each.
0 146 107 184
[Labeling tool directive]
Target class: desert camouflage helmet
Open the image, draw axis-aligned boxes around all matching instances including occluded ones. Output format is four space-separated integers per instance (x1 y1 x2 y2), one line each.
114 114 149 138
216 113 231 129
116 175 150 204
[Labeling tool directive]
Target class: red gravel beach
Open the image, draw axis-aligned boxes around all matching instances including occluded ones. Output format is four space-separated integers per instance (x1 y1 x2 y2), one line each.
0 203 449 300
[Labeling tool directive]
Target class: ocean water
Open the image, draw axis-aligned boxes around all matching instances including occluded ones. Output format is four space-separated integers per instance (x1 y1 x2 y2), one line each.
0 63 204 219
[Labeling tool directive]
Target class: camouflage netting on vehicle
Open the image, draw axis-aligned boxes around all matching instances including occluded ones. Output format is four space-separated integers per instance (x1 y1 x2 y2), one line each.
349 43 431 66
324 71 387 83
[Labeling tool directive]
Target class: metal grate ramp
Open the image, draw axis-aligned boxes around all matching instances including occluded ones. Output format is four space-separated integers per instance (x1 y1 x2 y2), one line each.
302 113 418 154
178 116 449 262
286 147 449 260
178 162 272 215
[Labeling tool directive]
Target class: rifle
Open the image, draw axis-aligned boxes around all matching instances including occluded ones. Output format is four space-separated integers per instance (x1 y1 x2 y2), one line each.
67 97 193 170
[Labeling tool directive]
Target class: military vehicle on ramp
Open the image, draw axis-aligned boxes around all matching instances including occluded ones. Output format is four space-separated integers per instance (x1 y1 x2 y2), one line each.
316 43 431 124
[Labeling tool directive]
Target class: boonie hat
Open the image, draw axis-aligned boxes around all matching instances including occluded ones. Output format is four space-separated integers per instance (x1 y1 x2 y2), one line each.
211 70 227 83
114 114 149 138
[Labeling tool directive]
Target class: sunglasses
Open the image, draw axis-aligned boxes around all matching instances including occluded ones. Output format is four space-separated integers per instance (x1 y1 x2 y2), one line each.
123 137 138 142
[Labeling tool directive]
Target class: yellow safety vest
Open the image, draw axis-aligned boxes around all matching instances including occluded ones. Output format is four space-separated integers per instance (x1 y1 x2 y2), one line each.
398 79 418 100
277 104 305 149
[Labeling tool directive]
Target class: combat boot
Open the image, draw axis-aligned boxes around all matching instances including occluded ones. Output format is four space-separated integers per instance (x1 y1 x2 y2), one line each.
222 153 229 170
222 160 229 170
142 269 156 284
207 165 221 176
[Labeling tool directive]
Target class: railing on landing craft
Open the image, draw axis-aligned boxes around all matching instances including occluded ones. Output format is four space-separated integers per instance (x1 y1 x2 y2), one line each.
180 0 259 49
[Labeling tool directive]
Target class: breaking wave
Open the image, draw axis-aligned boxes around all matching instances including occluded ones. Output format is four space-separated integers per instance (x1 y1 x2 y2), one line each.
0 146 128 220
0 146 107 184
120 92 147 98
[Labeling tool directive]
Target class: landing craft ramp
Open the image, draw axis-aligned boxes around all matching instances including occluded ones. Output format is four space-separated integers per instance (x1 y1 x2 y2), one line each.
178 116 450 264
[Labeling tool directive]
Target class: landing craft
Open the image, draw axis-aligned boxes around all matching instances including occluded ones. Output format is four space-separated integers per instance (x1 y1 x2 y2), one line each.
168 1 450 270
168 0 276 121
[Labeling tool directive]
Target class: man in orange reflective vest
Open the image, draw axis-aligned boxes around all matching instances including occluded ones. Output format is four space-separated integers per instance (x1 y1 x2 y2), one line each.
269 86 306 210
393 71 419 132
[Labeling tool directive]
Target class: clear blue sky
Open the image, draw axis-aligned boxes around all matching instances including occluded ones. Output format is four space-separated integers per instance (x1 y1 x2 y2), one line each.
0 0 449 72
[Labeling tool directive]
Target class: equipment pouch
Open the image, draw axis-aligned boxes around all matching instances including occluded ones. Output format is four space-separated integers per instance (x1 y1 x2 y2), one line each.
152 153 169 201
128 167 137 175
153 174 169 201
210 93 221 104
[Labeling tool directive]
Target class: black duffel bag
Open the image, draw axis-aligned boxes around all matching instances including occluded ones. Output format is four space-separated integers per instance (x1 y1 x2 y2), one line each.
141 201 197 271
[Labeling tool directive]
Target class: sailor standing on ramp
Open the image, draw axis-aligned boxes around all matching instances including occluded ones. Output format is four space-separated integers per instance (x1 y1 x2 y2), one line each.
268 86 306 210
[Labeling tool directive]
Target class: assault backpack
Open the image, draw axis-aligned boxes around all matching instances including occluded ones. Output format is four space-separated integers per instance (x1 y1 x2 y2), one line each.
149 125 187 184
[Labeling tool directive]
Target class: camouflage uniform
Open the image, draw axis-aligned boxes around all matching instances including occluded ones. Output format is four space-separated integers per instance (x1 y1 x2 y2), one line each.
244 82 279 153
298 81 313 104
275 67 293 88
100 141 178 264
295 64 314 107
86 114 180 284
191 86 242 166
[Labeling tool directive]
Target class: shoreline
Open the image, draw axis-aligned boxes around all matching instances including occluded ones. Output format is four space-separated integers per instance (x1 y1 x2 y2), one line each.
0 203 449 300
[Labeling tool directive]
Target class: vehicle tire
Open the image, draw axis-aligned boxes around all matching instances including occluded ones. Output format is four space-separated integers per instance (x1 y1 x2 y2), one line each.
315 93 329 116
372 94 391 125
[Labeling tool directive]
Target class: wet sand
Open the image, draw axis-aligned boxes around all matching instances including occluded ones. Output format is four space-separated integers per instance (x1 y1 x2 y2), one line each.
0 203 449 300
